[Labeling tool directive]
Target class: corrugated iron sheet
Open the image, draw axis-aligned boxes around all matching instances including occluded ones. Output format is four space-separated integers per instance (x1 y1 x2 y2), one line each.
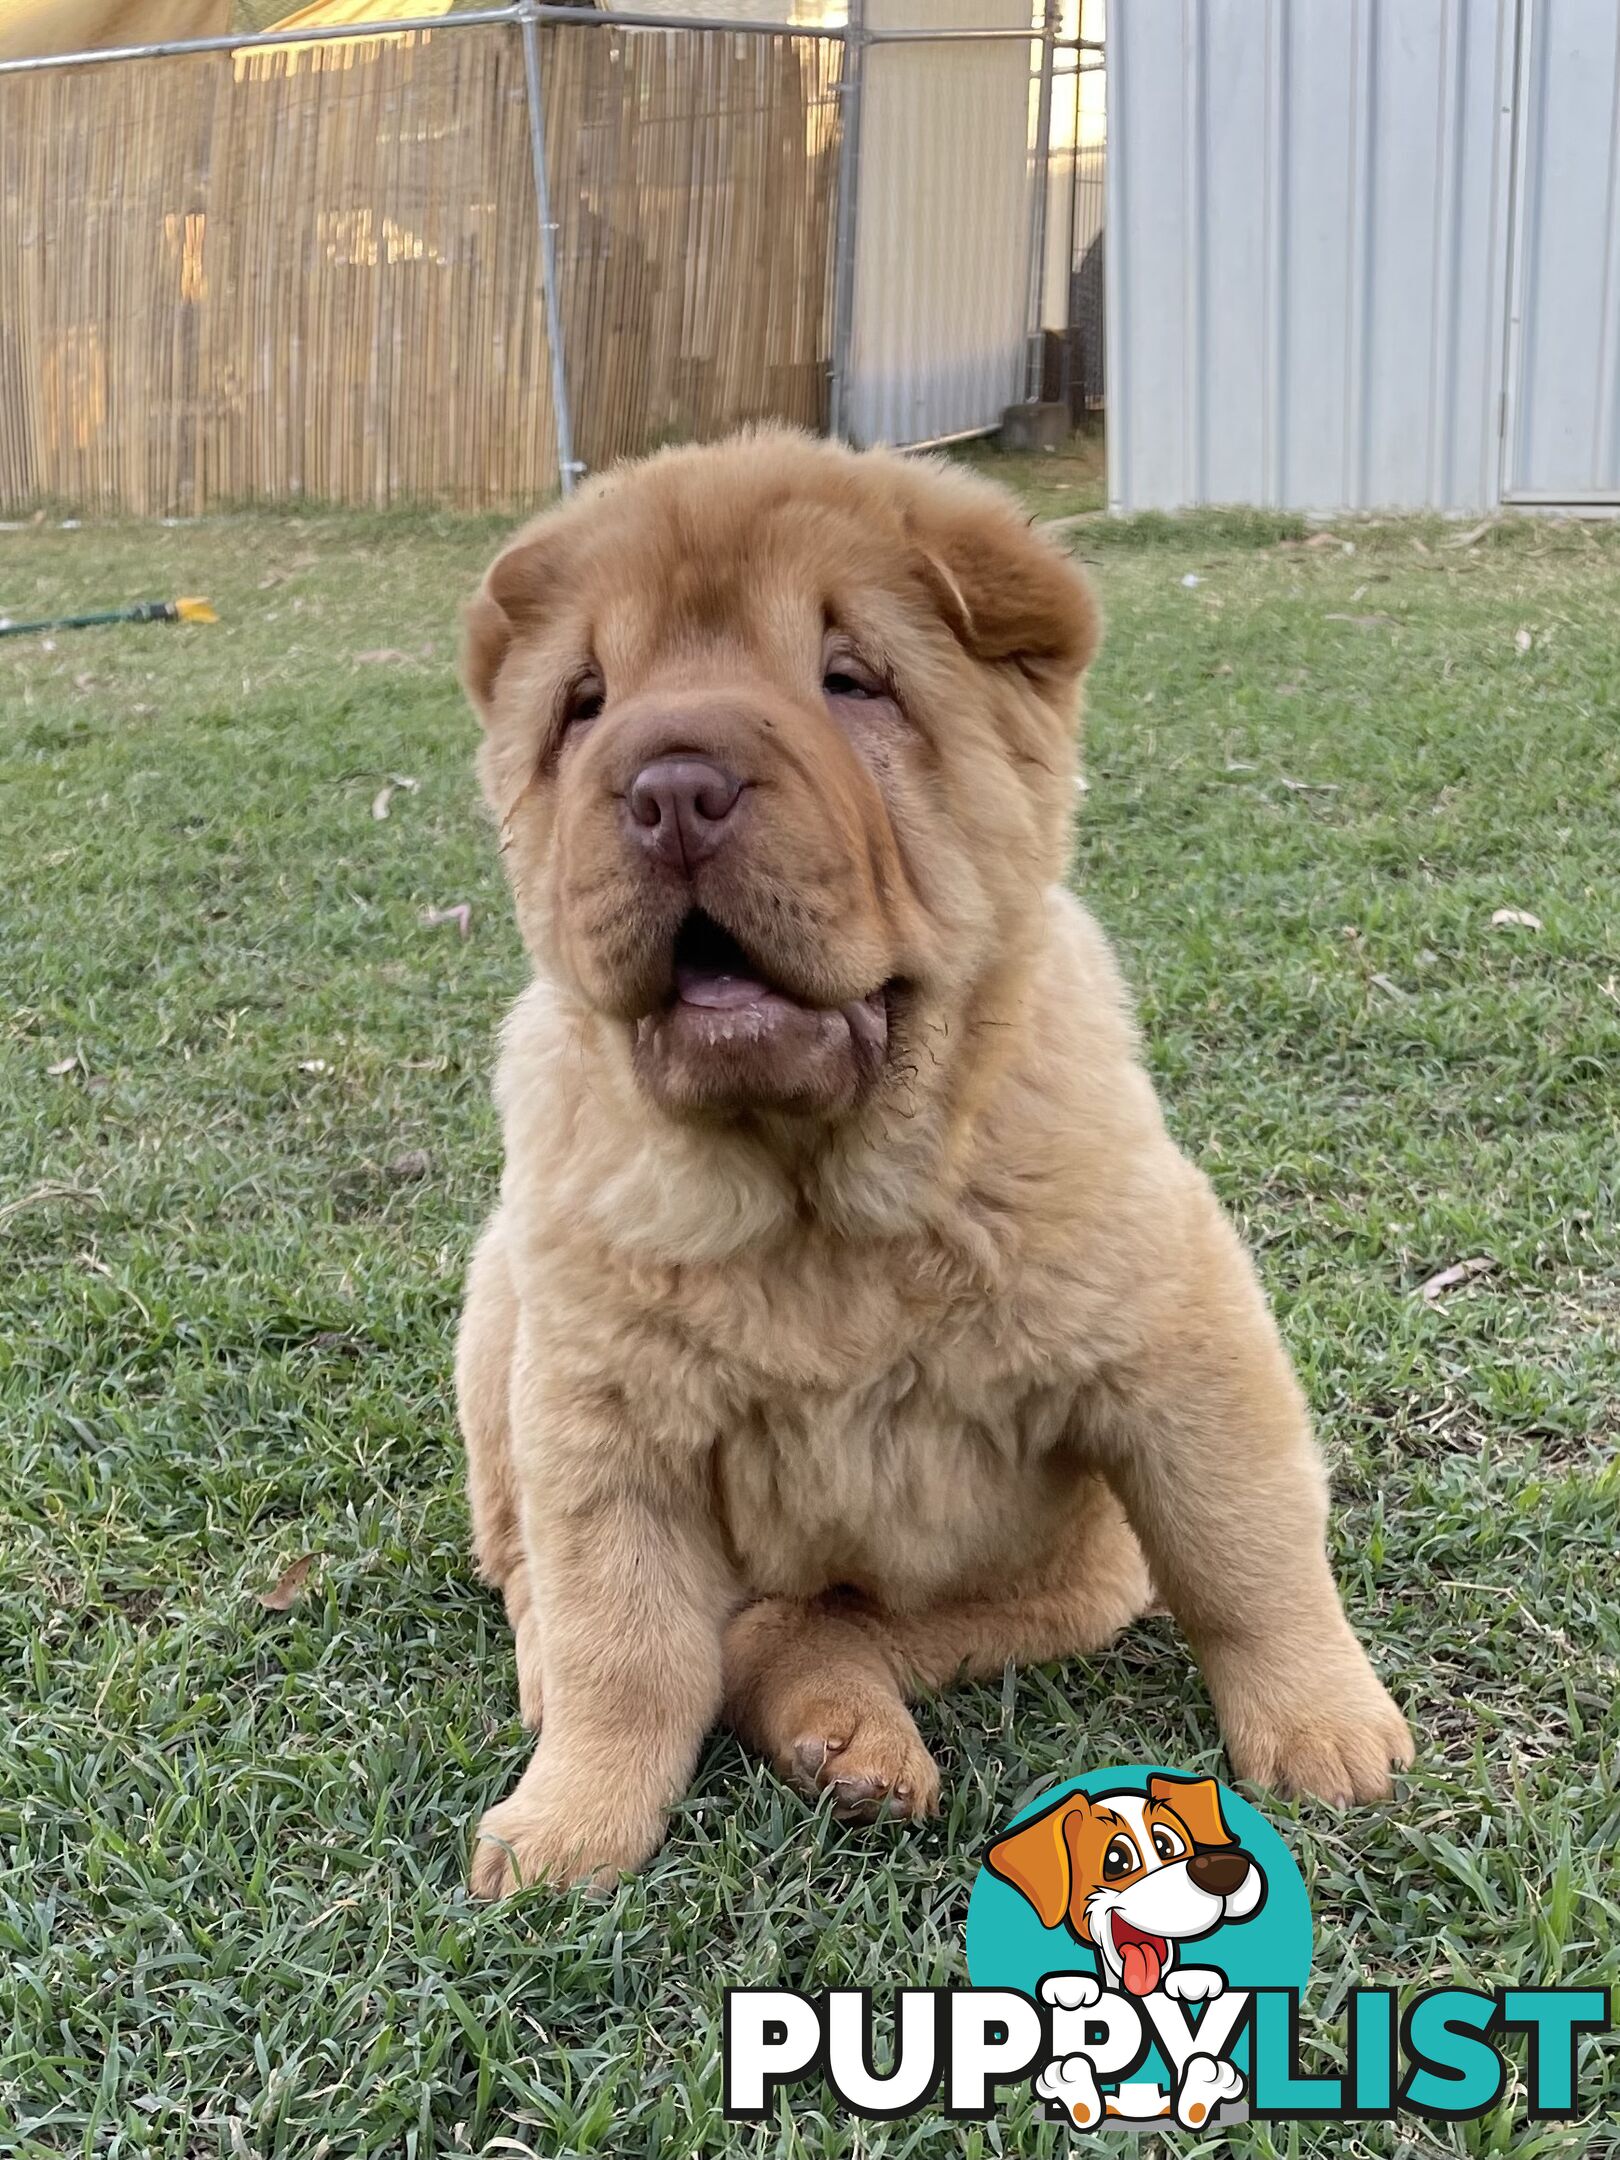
1108 0 1520 513
1503 0 1620 501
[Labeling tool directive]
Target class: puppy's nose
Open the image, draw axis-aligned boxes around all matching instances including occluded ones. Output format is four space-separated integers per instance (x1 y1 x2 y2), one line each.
625 756 743 871
1187 1849 1251 1897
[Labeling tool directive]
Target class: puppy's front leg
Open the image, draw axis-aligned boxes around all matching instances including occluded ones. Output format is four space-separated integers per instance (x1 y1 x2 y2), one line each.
470 1383 734 1897
1094 1204 1412 1806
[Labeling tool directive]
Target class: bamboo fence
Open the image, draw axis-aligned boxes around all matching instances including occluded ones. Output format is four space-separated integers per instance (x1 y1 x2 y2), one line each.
0 20 842 514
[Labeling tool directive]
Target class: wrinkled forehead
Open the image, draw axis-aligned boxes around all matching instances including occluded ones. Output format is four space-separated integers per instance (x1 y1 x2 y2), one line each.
560 482 921 683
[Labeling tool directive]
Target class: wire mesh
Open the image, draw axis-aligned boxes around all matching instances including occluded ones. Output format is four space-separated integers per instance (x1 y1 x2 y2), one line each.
1029 0 1104 419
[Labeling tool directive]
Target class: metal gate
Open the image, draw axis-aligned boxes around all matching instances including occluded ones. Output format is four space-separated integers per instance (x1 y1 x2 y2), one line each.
1503 0 1620 504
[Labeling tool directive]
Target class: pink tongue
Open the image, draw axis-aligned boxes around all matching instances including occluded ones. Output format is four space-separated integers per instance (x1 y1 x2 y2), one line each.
1121 1939 1163 1996
676 965 774 1010
673 966 888 1054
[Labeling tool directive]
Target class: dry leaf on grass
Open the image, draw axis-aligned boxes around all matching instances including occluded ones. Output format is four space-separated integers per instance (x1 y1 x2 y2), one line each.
46 1055 80 1077
1279 775 1340 793
1490 908 1542 931
308 1331 364 1358
422 902 473 940
258 1555 315 1611
1514 628 1534 653
388 1149 431 1181
1418 1257 1494 1303
1448 519 1494 549
371 774 419 821
353 648 411 666
298 1057 329 1074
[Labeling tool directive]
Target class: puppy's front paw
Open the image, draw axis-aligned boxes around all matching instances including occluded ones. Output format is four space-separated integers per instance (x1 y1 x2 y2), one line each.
469 1786 663 1899
1162 1967 1224 2003
785 1691 941 1822
1220 1655 1413 1805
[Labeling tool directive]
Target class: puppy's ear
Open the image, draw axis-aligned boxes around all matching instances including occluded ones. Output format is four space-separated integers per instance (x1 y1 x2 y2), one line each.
1148 1774 1235 1851
986 1794 1090 1929
462 515 566 724
911 490 1100 689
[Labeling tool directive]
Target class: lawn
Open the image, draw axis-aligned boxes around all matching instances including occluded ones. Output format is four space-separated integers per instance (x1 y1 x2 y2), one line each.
953 424 1106 519
2 478 1617 2159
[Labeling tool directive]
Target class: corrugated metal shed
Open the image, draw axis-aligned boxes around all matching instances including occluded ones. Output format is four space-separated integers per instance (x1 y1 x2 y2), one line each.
1108 0 1620 515
1504 0 1620 502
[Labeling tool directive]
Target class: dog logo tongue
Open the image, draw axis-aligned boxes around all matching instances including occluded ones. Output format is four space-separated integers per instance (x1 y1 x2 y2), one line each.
1112 1919 1168 1997
1121 1938 1163 1995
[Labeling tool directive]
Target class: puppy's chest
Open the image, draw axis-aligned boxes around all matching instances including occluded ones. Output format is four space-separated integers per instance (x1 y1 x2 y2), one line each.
711 1359 1078 1604
657 1253 1085 1605
596 1235 1105 1607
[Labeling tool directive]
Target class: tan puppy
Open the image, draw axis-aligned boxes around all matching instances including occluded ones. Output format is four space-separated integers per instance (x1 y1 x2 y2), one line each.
456 430 1411 1897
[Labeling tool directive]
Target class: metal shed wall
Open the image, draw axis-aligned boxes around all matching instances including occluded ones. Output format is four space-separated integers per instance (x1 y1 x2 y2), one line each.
1108 0 1518 513
1503 0 1620 503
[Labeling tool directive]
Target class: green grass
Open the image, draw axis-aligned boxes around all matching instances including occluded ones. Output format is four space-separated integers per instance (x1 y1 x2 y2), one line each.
2 485 1617 2159
954 424 1106 519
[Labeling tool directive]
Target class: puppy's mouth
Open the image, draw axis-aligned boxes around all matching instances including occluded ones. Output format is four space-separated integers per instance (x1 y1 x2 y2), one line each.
668 911 889 1048
1111 1913 1171 1997
630 910 892 1115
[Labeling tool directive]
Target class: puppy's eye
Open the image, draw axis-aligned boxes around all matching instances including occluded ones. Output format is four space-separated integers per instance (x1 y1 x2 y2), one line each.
1102 1836 1139 1881
562 674 605 733
823 664 882 701
1151 1827 1186 1862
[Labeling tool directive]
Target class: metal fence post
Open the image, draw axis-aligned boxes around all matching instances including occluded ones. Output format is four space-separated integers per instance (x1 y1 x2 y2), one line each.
826 0 867 444
518 0 581 494
1023 0 1060 400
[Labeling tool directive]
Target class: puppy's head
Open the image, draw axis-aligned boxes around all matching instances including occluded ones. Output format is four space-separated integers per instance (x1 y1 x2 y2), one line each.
464 429 1098 1123
986 1777 1266 1996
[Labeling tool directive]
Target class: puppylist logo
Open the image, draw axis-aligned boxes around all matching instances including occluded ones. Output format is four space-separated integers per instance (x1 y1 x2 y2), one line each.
976 1768 1283 2128
724 1765 1609 2132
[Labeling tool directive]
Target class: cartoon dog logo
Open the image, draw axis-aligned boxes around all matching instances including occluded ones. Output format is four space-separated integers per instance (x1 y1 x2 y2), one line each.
986 1773 1266 2129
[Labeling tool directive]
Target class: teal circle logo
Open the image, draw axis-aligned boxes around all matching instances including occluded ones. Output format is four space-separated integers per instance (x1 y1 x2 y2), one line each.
966 1766 1311 2128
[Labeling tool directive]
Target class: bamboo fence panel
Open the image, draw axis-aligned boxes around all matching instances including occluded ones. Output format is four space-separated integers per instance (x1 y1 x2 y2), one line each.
543 26 841 473
0 22 842 516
